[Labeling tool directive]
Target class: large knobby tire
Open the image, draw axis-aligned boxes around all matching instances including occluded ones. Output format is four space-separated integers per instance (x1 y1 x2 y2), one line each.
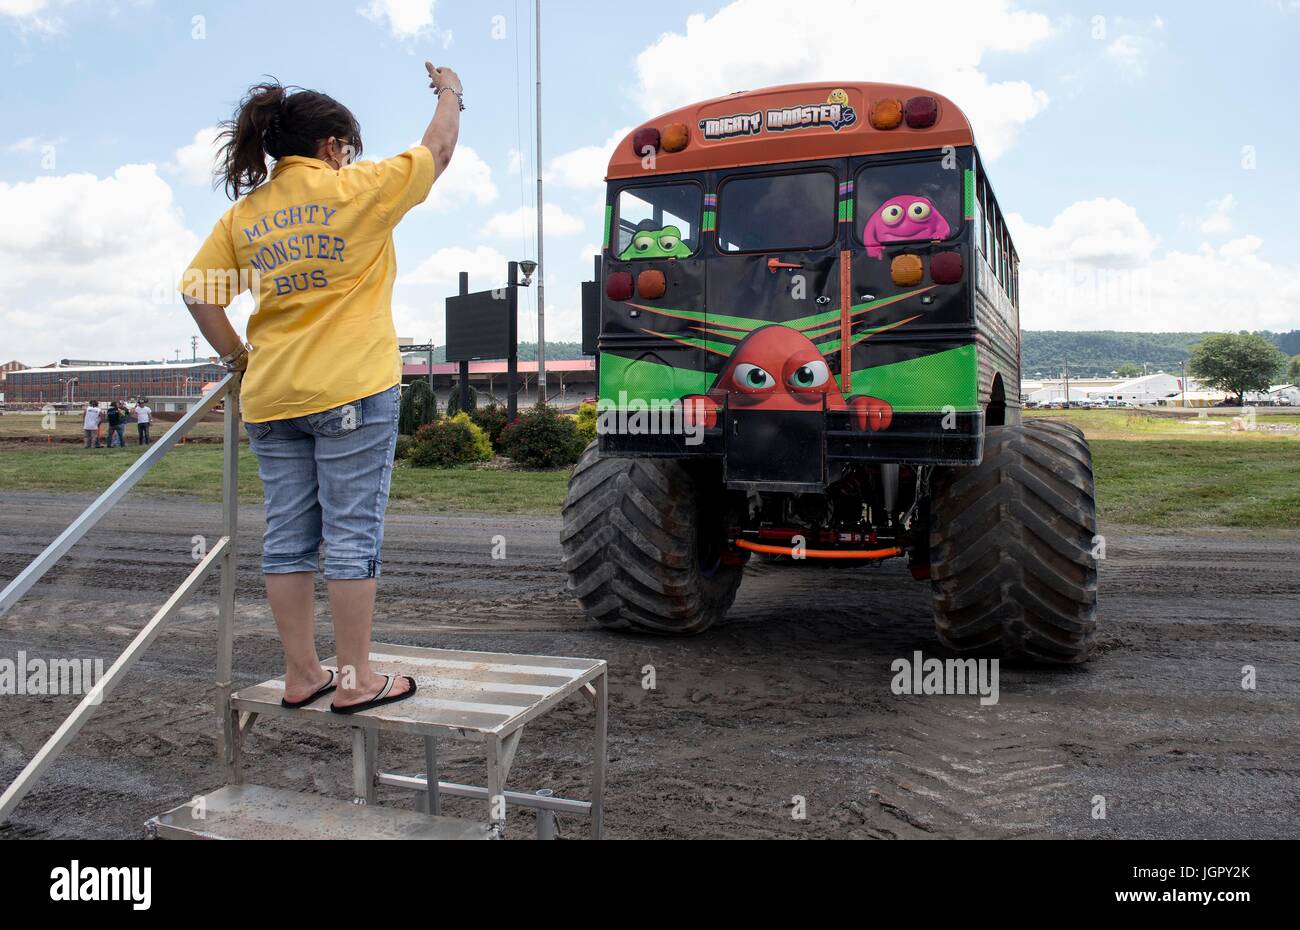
929 420 1098 664
561 443 743 635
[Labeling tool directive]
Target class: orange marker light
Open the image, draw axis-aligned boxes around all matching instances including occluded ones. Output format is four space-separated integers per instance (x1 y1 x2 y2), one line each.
661 123 690 153
637 269 667 299
891 254 924 286
869 98 903 130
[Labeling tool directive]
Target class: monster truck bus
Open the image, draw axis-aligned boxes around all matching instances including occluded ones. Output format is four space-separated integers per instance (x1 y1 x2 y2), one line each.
562 82 1097 664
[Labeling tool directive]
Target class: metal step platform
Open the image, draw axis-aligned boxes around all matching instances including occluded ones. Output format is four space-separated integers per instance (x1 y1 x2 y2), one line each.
147 784 491 840
205 644 608 839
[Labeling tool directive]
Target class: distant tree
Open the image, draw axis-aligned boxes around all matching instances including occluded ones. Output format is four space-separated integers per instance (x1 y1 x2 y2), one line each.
399 380 437 436
1115 363 1142 378
1189 334 1287 404
445 381 479 416
1287 355 1300 384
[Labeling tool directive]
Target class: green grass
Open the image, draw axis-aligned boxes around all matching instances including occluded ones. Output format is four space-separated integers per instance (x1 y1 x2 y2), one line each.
1091 440 1300 529
0 412 227 441
0 444 569 515
1 413 1297 528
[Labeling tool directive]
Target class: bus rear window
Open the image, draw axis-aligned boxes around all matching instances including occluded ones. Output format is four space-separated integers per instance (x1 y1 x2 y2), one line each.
856 159 961 254
717 171 836 253
616 183 701 260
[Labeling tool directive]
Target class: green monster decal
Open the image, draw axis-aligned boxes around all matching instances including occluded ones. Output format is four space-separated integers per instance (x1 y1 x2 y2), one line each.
619 225 692 260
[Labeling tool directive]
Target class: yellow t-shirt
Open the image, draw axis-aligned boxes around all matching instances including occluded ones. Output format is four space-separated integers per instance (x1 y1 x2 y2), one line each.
179 146 435 423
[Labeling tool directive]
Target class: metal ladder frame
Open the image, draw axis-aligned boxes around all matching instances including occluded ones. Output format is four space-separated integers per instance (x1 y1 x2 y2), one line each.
0 374 243 822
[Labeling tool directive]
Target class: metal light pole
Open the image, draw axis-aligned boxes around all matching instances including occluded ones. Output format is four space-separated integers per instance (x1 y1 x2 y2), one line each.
535 0 547 404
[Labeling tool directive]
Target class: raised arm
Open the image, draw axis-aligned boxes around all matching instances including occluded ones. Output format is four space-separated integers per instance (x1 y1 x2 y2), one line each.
422 63 462 177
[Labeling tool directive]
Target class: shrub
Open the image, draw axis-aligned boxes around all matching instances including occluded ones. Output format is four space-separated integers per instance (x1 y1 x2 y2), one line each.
408 413 493 468
398 380 438 436
394 434 415 461
499 403 586 469
574 402 598 446
445 381 479 416
471 403 509 451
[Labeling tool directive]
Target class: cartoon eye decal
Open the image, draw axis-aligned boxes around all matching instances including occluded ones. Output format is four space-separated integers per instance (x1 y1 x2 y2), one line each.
734 363 776 390
632 235 655 253
880 204 905 226
657 234 681 252
787 360 830 389
908 201 932 221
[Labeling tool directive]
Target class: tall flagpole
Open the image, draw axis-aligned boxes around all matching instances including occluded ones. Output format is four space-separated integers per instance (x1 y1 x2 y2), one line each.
535 0 547 404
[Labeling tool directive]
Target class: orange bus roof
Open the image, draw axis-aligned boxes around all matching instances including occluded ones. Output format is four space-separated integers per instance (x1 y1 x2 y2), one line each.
607 82 974 181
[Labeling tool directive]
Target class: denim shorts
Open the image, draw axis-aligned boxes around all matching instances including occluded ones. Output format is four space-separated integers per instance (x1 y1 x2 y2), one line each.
245 385 399 581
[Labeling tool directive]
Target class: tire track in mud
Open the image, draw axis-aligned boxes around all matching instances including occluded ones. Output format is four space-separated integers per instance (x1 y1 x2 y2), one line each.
0 491 1297 839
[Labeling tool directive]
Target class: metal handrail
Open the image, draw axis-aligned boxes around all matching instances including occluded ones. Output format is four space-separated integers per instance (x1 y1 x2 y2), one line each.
0 374 241 822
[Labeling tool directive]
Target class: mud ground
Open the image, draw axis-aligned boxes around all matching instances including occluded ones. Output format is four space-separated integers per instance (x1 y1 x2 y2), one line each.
0 490 1296 839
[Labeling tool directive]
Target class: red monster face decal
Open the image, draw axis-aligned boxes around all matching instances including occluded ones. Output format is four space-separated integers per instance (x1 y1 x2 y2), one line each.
683 325 892 431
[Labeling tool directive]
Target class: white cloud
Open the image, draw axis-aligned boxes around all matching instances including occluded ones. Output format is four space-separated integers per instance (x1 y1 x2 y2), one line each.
7 135 38 152
167 126 222 186
400 244 510 288
545 126 632 190
1010 198 1157 269
359 0 437 39
0 0 60 33
632 0 1053 159
1104 35 1150 79
481 203 584 240
423 145 498 210
1198 194 1235 236
1011 198 1300 332
0 164 201 363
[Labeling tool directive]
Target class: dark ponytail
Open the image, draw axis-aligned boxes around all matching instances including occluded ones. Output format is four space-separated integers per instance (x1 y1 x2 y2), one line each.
215 79 363 200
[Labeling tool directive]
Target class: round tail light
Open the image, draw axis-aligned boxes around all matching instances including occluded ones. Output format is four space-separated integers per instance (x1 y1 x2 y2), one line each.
606 271 634 301
931 251 963 284
631 128 661 157
904 96 939 129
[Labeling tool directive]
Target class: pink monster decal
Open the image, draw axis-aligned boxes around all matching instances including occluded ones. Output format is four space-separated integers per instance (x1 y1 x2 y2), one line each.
862 195 951 259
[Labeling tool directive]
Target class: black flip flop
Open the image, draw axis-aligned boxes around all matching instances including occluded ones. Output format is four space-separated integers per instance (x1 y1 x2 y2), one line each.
281 669 338 709
330 675 418 715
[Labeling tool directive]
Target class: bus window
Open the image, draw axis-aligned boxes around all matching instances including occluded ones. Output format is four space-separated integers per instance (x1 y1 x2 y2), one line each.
989 215 999 283
995 217 1007 288
857 158 962 257
616 183 702 260
983 184 995 266
974 174 986 256
717 171 837 253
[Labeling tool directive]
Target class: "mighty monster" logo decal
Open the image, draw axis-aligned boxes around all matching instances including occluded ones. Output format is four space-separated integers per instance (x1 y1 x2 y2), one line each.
699 90 858 141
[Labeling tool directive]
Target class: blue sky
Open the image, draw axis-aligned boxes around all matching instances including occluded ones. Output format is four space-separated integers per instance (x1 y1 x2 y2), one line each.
2 0 1298 365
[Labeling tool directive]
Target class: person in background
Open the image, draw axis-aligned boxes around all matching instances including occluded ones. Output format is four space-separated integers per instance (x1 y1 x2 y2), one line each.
105 401 127 448
179 63 461 714
134 399 152 445
83 401 102 448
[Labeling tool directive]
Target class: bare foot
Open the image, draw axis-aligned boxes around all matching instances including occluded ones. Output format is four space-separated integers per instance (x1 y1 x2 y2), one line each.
332 672 415 710
283 666 334 704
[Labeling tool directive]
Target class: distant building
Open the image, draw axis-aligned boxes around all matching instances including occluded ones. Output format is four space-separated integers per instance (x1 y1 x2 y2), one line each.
5 361 225 405
1087 373 1182 406
0 360 30 403
1246 384 1299 405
